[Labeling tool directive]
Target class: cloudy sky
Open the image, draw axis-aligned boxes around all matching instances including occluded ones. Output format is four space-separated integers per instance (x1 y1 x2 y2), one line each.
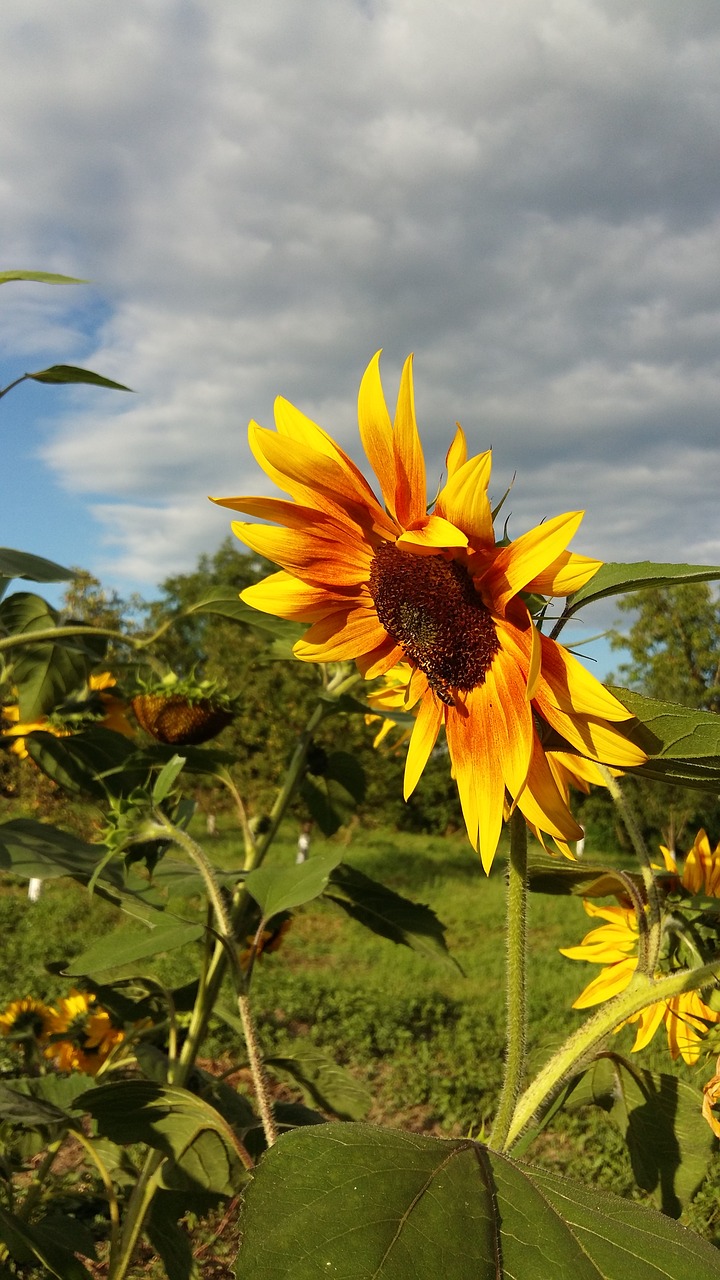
2 0 720 672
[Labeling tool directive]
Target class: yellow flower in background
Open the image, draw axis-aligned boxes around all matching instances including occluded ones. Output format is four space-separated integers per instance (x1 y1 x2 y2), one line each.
658 828 720 898
44 989 124 1076
0 704 71 759
561 896 720 1065
702 1055 720 1139
0 995 53 1043
88 672 135 738
364 662 415 750
0 672 133 758
214 352 646 870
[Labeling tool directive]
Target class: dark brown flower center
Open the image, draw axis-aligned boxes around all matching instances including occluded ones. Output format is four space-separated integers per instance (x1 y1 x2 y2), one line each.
368 541 500 704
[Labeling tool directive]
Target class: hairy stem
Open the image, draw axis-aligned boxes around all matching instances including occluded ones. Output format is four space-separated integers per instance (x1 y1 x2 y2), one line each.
488 809 528 1151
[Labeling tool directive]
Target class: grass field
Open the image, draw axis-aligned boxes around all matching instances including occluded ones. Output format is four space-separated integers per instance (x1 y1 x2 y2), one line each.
1 814 719 1248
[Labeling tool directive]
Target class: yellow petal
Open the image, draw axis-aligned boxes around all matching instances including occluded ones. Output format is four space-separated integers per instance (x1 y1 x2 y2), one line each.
628 1000 665 1053
435 450 494 545
393 354 427 528
445 423 467 477
231 521 372 586
571 956 638 1008
356 638 406 679
537 633 638 722
396 514 468 552
241 571 353 621
525 551 602 597
486 511 585 613
358 351 397 517
514 734 584 843
488 650 533 803
404 693 443 799
293 607 389 662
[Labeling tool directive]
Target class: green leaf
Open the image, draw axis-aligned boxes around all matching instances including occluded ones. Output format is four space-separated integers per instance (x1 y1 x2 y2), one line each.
78 1080 246 1197
25 727 147 798
152 754 187 804
184 590 303 642
0 1083 74 1130
26 364 132 392
244 851 344 918
610 687 720 788
563 561 720 619
301 751 365 836
0 547 75 585
236 1124 720 1279
324 863 457 968
0 817 122 884
564 1053 716 1216
0 592 102 719
0 1205 92 1279
65 922 205 976
264 1044 371 1121
147 1192 201 1280
0 270 86 285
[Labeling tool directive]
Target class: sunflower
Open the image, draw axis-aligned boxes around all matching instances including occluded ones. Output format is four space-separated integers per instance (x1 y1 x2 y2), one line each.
0 995 53 1043
213 352 646 870
657 828 720 897
44 989 124 1076
561 898 720 1065
364 662 416 750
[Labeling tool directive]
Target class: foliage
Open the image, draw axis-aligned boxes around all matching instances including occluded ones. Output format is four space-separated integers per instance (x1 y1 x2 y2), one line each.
3 273 720 1278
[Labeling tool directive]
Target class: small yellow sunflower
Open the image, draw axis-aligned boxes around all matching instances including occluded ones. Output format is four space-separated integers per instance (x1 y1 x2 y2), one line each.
561 897 720 1065
0 995 53 1043
658 828 720 897
44 989 124 1076
213 352 646 870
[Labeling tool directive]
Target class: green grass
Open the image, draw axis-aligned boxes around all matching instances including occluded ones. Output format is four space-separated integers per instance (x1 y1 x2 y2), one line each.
1 815 719 1243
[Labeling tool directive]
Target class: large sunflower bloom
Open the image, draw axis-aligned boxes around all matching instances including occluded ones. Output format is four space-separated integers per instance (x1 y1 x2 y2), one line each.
561 900 720 1065
214 353 646 870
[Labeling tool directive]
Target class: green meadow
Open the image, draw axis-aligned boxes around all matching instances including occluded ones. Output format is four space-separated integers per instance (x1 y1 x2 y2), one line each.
3 814 719 1248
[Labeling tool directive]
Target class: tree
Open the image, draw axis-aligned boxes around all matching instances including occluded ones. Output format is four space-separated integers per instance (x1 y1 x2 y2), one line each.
606 583 720 850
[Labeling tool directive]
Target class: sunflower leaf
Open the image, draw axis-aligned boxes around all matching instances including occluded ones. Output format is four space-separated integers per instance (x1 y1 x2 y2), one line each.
236 1123 720 1279
561 1053 716 1216
610 687 720 786
0 1205 93 1279
264 1044 372 1120
26 364 132 392
0 548 75 586
563 561 720 619
0 271 86 285
323 863 457 968
244 852 343 918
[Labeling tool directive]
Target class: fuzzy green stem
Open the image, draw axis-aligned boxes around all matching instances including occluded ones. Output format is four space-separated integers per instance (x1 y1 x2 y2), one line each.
504 959 720 1151
107 1153 165 1280
488 809 528 1151
238 992 279 1146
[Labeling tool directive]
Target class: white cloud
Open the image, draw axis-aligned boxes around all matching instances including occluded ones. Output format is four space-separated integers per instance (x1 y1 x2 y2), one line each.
1 0 719 598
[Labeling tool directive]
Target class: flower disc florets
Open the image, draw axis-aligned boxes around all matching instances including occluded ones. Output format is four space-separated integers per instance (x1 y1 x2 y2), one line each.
369 543 499 703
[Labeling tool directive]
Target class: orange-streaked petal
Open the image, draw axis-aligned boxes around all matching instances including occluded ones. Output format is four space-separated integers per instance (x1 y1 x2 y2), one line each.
488 650 533 803
231 521 373 586
446 685 505 873
526 551 602 597
358 351 396 517
536 633 637 722
396 514 468 552
250 424 387 525
213 494 354 533
435 449 494 545
572 956 638 1008
486 511 585 613
356 638 406 679
404 693 443 799
682 829 712 894
515 735 584 843
446 424 467 477
538 701 648 768
293 607 389 662
393 354 427 528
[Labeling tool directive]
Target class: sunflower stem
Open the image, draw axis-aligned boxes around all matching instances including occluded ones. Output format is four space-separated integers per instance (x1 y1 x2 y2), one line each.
599 766 663 973
503 959 720 1151
488 808 528 1152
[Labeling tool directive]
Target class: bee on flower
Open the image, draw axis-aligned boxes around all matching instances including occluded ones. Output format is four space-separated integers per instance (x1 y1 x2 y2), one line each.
214 352 646 869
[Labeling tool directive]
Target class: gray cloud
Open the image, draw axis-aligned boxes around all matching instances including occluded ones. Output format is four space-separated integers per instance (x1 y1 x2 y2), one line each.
1 0 719 620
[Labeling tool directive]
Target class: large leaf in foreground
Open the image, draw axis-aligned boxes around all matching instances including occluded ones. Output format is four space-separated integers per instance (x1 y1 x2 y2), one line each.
562 561 720 619
237 1124 720 1279
324 863 456 968
564 1053 716 1216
